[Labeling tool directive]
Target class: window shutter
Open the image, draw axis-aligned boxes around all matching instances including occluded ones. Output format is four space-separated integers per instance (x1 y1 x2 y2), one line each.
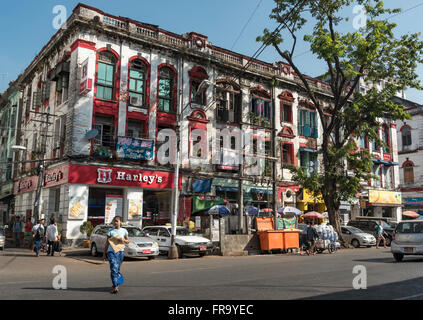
234 94 242 123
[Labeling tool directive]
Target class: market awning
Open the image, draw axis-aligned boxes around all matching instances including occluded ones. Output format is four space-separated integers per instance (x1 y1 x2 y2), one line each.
370 159 399 166
251 188 273 194
192 196 226 213
192 179 212 193
215 186 239 193
299 147 318 153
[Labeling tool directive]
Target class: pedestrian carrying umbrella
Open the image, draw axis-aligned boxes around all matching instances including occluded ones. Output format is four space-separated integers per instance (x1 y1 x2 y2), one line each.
402 211 420 219
277 206 302 216
208 205 231 215
244 206 259 216
303 211 325 219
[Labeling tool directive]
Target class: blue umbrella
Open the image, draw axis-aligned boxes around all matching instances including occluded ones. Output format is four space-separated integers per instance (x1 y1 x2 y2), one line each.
208 205 231 215
277 206 302 216
244 206 259 216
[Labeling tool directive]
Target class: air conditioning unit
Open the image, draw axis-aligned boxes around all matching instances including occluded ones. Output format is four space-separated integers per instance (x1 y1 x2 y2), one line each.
129 96 143 107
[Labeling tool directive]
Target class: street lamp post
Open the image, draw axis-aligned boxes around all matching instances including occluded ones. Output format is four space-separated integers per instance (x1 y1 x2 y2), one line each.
168 79 215 259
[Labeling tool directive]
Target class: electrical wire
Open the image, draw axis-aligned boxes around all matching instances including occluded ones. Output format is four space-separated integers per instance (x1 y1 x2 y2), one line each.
231 0 263 51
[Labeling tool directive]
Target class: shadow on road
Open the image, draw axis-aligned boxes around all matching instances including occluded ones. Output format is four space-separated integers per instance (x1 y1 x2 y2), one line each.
22 287 112 293
301 276 423 300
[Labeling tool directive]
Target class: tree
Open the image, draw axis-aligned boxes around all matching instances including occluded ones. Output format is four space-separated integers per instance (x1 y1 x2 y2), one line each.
258 0 423 238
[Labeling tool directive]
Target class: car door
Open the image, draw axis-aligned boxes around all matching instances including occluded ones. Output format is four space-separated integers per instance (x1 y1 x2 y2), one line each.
341 227 352 243
143 227 159 244
98 227 110 252
157 228 171 251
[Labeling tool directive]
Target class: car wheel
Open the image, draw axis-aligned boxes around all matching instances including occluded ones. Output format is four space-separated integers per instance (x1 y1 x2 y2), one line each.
199 252 206 257
352 239 360 248
91 243 98 257
393 253 404 262
367 246 372 248
385 237 391 247
147 256 155 260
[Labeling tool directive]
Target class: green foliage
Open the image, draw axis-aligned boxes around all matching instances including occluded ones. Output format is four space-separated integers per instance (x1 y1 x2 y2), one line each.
80 221 93 238
261 0 423 220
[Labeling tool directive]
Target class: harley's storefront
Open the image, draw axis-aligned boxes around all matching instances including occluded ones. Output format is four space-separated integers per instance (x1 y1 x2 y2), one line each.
14 163 181 245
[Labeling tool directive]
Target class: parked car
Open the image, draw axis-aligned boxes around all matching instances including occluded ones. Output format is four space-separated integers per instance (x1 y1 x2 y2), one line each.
142 226 213 258
0 228 5 250
347 219 394 246
341 226 376 248
391 220 423 262
90 224 159 259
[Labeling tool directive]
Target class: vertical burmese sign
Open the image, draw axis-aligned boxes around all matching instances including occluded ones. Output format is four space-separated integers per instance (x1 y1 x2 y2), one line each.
68 184 88 220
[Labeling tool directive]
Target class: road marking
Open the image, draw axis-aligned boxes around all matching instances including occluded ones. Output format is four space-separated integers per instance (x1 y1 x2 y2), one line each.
396 293 423 300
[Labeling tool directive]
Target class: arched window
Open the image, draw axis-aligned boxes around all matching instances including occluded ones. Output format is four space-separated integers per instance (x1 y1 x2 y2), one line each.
402 126 412 147
128 59 147 107
216 81 241 123
158 66 175 113
404 162 414 184
382 125 390 153
96 51 117 100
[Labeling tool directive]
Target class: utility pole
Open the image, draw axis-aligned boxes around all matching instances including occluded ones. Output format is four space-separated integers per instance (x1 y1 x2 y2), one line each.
32 111 52 222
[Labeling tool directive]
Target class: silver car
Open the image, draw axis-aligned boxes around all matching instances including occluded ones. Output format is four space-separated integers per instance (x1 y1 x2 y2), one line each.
0 228 5 250
341 226 376 248
391 220 423 262
90 224 159 259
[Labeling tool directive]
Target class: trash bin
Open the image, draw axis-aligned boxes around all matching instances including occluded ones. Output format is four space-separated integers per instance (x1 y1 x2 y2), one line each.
256 217 285 251
280 229 300 249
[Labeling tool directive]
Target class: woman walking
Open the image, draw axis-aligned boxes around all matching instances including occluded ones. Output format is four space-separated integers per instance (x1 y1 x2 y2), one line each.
103 216 129 294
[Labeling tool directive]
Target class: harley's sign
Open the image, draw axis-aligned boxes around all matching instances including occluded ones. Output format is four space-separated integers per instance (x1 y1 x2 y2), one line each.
14 176 38 194
69 164 181 189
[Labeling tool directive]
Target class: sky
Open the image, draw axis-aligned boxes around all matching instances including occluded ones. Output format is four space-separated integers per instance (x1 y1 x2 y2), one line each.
0 0 422 103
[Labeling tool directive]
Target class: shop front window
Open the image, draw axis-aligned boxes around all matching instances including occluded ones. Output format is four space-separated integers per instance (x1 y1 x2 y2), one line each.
88 188 123 226
143 190 172 224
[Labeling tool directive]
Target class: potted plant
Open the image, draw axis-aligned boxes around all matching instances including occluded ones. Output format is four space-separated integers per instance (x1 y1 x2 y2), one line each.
79 221 93 248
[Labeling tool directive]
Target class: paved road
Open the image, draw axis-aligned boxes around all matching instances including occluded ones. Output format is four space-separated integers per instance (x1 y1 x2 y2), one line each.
1 247 423 300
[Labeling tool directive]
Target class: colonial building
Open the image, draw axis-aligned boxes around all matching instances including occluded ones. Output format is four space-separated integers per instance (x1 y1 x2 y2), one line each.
395 96 423 216
0 79 23 226
5 3 401 245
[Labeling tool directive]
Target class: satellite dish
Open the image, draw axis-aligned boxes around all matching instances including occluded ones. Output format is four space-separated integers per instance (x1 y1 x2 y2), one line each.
85 129 99 140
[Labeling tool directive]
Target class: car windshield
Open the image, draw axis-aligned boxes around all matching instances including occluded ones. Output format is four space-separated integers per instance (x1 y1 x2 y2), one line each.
346 227 362 233
176 228 191 236
397 222 423 234
125 227 145 237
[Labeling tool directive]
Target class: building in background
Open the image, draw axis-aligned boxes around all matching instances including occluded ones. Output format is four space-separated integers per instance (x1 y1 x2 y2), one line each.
395 96 423 216
0 78 23 226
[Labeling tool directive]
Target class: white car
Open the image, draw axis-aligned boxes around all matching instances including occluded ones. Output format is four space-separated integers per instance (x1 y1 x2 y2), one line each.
90 224 159 259
142 226 213 258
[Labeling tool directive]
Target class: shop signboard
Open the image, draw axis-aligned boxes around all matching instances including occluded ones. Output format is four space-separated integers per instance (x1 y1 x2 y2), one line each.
404 198 423 207
68 185 88 220
13 176 38 195
116 137 155 161
369 190 401 205
80 58 92 95
44 164 68 188
68 164 182 189
105 195 123 224
303 189 325 203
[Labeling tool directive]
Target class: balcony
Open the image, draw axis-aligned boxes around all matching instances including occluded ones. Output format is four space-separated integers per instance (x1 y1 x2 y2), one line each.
249 113 272 128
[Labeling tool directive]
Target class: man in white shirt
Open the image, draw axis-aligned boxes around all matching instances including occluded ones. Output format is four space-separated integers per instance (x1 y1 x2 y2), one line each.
46 218 58 256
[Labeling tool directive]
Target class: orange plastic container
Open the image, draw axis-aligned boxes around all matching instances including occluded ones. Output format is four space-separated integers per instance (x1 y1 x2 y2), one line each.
280 229 300 249
256 217 300 250
256 217 285 251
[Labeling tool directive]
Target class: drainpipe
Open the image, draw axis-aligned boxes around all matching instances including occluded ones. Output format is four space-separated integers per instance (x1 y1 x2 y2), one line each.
271 80 277 229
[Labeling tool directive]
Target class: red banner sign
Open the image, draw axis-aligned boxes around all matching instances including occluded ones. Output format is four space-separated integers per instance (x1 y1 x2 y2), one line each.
14 176 39 195
44 164 69 188
68 164 182 189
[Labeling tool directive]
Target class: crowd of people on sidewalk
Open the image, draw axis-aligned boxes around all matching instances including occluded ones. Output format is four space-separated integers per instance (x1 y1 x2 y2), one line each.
9 215 62 257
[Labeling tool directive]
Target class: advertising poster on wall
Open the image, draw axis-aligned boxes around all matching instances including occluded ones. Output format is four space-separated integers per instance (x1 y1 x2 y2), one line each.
105 195 123 224
116 137 155 161
68 185 88 220
127 190 143 221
